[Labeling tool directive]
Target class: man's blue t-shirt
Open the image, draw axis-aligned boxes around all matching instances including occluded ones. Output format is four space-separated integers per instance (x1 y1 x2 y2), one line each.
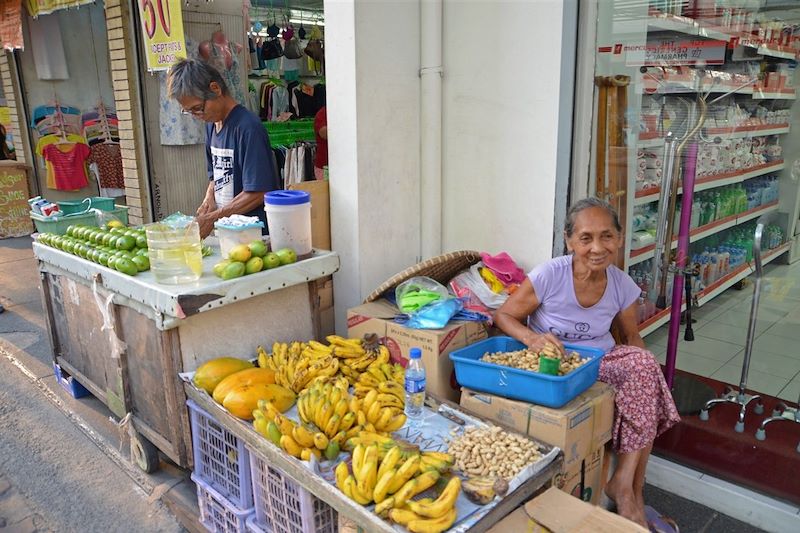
206 105 278 228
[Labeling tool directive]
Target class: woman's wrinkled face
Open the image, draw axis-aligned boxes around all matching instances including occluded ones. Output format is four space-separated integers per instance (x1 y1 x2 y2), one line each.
566 207 622 273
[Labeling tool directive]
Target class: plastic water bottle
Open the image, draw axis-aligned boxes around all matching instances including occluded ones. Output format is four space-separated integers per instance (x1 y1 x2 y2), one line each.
404 348 426 421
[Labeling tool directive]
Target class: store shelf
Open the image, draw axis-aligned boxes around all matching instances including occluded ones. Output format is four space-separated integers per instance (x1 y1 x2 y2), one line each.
633 160 785 206
647 13 799 60
628 202 779 267
755 45 797 60
752 89 797 100
704 124 791 139
638 242 792 337
637 125 789 149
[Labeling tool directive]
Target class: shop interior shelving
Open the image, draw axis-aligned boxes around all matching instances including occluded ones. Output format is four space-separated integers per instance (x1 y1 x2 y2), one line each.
593 3 800 336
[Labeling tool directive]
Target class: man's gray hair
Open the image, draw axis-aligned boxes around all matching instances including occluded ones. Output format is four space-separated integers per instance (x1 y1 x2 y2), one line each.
167 59 229 100
564 197 622 237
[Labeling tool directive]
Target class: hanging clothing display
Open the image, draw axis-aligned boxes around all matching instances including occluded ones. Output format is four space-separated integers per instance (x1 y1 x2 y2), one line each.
83 101 124 196
42 142 90 191
274 141 316 188
200 32 246 106
159 38 205 145
36 133 86 189
290 83 325 119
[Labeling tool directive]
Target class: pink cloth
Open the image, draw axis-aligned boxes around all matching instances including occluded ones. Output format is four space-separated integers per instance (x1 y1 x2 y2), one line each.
481 252 526 284
599 345 681 453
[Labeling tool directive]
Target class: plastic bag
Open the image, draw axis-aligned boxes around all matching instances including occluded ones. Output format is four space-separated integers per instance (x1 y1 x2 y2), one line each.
449 262 509 310
93 208 124 230
395 276 451 313
449 275 494 322
394 297 465 329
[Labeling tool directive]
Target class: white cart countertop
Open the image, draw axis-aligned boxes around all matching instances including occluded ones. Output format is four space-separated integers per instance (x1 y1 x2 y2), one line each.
33 242 340 320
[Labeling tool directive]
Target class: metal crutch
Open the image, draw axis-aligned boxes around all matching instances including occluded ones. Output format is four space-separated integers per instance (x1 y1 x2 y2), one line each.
699 220 767 431
755 392 800 453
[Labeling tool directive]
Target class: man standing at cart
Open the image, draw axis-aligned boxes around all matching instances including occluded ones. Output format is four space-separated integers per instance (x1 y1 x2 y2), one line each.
167 59 279 238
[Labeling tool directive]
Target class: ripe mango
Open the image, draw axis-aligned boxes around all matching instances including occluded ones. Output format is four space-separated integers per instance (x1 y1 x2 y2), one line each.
229 244 252 263
212 367 276 404
193 357 253 394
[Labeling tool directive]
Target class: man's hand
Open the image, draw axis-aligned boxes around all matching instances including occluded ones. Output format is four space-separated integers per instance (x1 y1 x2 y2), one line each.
196 198 215 216
196 211 219 239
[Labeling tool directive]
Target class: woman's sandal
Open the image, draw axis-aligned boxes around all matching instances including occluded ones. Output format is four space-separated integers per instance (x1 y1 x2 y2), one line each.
644 505 680 533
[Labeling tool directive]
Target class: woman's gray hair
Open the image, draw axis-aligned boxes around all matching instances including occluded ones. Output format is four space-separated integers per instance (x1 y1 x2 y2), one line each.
167 59 229 100
564 197 622 237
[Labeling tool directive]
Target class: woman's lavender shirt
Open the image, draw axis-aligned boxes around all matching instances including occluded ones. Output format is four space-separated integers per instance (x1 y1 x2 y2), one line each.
526 255 641 353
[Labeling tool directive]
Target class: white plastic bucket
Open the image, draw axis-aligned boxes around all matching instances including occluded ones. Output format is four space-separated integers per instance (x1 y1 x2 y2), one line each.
264 190 312 255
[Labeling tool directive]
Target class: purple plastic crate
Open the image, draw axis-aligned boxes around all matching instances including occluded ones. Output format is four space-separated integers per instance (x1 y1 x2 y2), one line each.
248 446 337 533
188 400 254 509
193 474 253 533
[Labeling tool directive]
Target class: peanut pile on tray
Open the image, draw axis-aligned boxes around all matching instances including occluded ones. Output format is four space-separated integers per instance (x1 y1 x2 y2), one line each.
448 426 542 481
480 342 589 375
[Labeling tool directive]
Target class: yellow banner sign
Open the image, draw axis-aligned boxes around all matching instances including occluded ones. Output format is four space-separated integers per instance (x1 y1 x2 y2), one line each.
137 0 187 71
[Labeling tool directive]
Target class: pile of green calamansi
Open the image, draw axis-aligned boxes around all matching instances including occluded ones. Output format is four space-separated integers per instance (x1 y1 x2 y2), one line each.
37 221 150 276
213 241 298 280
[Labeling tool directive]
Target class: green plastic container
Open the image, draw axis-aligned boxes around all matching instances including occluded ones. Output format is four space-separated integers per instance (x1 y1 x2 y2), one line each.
57 197 116 215
30 205 129 235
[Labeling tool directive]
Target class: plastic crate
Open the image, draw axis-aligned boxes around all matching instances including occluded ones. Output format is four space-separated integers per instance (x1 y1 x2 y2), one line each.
188 400 254 509
53 362 90 399
193 474 253 533
30 206 129 235
248 447 337 533
449 336 605 408
58 197 116 214
246 514 270 533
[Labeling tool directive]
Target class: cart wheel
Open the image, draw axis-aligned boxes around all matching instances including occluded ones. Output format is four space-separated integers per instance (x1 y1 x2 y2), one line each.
131 432 160 473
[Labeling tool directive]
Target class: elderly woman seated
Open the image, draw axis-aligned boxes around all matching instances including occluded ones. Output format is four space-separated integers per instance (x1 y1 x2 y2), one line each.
494 197 680 528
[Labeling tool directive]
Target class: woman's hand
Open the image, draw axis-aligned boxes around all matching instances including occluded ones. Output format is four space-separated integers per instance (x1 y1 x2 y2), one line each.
523 331 565 357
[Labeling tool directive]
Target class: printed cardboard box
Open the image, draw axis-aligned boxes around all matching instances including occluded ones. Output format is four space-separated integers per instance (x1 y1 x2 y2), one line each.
459 382 614 468
347 300 488 403
553 445 605 505
486 487 647 533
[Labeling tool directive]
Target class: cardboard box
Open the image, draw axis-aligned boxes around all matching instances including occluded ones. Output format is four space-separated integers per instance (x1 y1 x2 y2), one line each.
288 180 331 250
487 487 647 533
347 300 488 403
553 445 605 505
459 382 614 468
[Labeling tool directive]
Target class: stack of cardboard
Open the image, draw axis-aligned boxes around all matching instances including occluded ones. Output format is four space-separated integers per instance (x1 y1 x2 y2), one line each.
460 382 615 504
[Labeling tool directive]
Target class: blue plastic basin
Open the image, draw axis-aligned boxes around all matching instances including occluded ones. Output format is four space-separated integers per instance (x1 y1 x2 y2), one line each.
449 336 606 408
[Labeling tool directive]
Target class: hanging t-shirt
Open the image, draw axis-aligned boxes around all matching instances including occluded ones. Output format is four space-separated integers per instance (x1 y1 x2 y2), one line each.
36 133 87 189
42 142 90 191
206 105 279 228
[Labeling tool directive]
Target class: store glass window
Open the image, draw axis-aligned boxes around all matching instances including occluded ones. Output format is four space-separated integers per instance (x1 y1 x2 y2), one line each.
589 1 799 335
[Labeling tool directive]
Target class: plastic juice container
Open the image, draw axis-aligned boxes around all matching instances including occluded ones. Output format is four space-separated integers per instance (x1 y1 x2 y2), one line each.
145 216 203 284
214 217 264 258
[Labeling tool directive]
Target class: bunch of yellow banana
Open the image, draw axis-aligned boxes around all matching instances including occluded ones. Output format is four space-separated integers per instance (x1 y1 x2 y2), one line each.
252 399 341 462
347 384 407 434
296 380 365 443
385 476 461 533
257 341 341 393
335 443 442 507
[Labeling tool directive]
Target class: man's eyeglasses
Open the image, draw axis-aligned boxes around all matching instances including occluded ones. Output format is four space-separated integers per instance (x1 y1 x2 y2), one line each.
180 100 206 116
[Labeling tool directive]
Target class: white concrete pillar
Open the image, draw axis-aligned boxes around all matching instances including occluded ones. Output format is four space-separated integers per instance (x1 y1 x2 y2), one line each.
326 0 422 333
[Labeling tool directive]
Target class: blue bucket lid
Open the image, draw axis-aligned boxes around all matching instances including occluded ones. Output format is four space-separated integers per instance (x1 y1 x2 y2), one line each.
214 220 264 230
265 190 310 206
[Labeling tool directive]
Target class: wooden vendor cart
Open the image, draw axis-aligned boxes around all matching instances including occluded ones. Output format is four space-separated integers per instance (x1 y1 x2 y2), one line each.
32 241 339 473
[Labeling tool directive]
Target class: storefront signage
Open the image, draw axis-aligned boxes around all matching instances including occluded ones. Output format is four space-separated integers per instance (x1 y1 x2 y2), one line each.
137 0 187 71
0 165 33 238
624 38 727 66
